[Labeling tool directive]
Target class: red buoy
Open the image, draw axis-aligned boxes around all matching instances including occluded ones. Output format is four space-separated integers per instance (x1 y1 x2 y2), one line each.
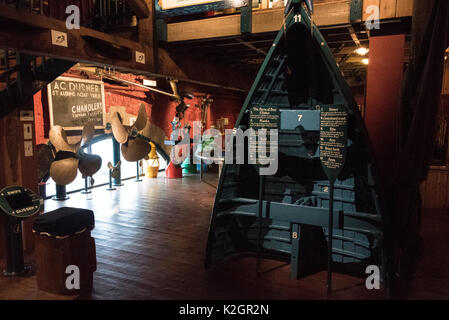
166 161 183 179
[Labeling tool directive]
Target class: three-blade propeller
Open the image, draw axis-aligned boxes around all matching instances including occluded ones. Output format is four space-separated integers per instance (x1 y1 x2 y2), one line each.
110 104 151 162
48 122 102 186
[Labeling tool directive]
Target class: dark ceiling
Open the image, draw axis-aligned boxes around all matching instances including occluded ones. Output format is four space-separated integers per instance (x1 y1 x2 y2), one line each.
161 17 412 90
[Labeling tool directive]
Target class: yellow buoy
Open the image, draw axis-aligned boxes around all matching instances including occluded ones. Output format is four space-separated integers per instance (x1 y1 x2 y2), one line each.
145 142 160 178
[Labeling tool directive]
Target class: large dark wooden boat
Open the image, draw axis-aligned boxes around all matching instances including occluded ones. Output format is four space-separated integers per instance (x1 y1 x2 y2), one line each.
205 0 393 296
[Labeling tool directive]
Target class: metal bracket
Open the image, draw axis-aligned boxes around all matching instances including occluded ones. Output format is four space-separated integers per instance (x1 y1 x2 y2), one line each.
350 0 363 22
240 0 253 36
156 18 167 42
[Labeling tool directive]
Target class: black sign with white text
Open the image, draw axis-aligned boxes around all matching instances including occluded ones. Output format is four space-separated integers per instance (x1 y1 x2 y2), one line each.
249 106 280 165
48 77 106 130
319 105 348 182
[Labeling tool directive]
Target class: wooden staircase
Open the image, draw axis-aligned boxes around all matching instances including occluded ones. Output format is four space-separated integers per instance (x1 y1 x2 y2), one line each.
0 50 75 117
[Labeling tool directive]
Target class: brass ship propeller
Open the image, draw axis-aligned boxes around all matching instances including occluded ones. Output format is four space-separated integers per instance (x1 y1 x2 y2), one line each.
46 122 102 186
110 104 152 162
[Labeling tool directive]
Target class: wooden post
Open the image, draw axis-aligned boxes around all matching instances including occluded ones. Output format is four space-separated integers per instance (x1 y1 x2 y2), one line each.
0 101 38 260
365 35 405 186
138 0 158 72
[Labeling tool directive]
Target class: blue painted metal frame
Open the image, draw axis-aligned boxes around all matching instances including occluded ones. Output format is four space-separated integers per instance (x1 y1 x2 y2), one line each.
205 0 392 297
350 0 363 22
240 0 252 35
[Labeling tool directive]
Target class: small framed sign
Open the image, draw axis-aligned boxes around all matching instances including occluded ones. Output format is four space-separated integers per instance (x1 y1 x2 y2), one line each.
47 77 106 130
136 51 146 64
51 30 68 47
319 104 348 182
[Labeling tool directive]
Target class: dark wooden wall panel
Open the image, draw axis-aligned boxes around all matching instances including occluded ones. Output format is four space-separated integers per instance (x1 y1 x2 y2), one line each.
0 119 4 261
365 35 405 186
421 167 449 209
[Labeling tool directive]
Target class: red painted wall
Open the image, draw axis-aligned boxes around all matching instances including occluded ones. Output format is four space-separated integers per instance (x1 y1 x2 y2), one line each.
34 71 244 144
365 35 405 185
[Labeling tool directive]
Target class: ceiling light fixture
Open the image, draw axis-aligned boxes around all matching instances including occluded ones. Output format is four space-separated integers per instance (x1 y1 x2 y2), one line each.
355 47 370 56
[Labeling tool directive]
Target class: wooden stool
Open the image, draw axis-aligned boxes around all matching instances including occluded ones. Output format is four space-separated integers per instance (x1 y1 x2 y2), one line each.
33 207 96 296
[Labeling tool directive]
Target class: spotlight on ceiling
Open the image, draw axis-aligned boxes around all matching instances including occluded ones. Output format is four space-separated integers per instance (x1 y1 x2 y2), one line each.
362 58 369 65
355 47 370 56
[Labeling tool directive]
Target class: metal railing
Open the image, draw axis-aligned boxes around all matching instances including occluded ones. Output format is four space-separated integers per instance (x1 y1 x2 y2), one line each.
0 0 135 31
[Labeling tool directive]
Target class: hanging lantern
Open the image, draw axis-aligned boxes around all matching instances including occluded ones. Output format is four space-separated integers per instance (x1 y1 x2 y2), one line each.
145 142 160 178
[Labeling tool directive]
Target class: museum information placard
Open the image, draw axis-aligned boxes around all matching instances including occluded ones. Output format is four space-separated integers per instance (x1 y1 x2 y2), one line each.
249 106 280 164
319 105 348 182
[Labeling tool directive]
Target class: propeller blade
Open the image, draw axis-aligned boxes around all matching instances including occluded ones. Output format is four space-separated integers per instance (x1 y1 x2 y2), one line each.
133 104 148 132
73 121 96 150
108 161 121 179
78 153 102 178
111 112 129 144
49 126 76 152
49 157 79 186
37 144 54 182
89 176 95 187
141 122 167 151
121 138 151 162
111 167 120 180
81 121 96 145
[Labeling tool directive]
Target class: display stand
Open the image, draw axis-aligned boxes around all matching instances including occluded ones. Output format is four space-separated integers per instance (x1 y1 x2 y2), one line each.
250 106 280 276
81 177 92 194
319 105 348 296
256 174 265 276
112 138 123 186
0 186 43 276
135 161 142 182
106 170 116 191
52 184 69 201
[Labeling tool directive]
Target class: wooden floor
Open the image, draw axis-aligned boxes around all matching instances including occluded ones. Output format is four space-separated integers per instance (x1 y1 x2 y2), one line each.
0 174 448 300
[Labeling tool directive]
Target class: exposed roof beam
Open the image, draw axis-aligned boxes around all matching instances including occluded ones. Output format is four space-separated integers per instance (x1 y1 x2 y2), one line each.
0 4 153 72
125 0 150 18
0 5 252 91
165 0 413 43
236 39 267 56
348 26 361 47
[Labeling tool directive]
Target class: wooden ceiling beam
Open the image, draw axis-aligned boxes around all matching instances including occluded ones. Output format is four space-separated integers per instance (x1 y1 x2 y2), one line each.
125 0 150 18
166 0 414 43
0 5 251 91
157 48 252 92
0 4 153 72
